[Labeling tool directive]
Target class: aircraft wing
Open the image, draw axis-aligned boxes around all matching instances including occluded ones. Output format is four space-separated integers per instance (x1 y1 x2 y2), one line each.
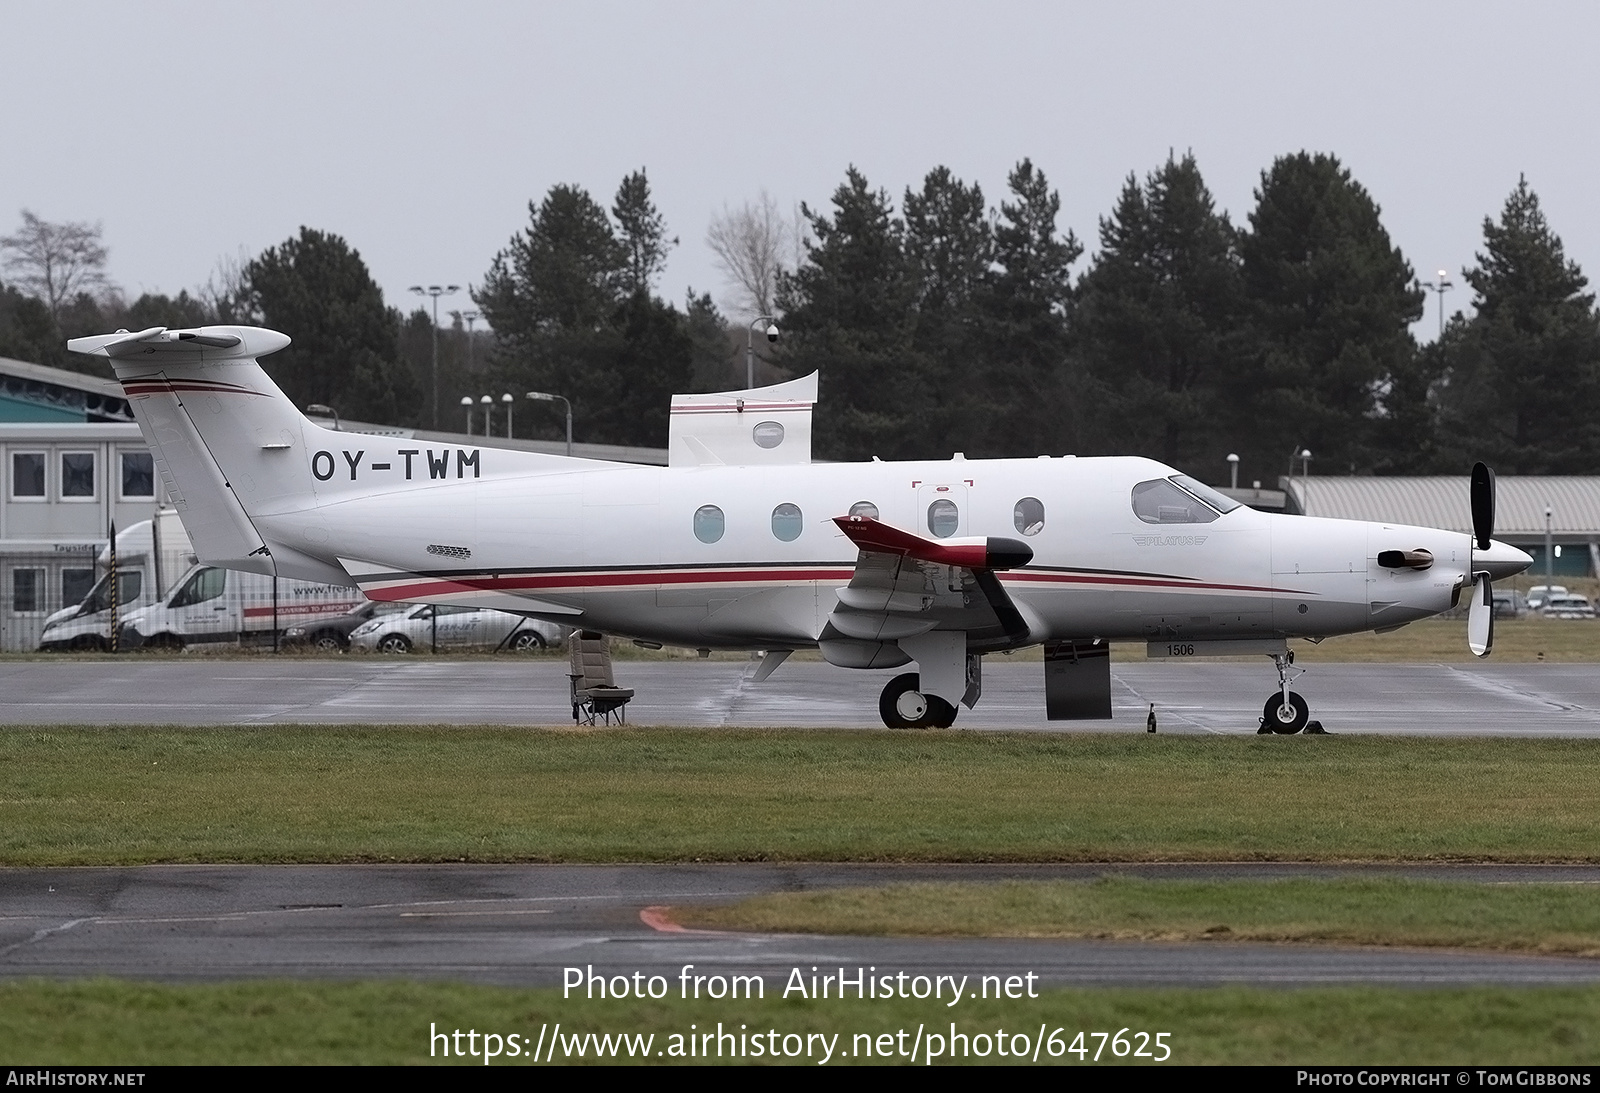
824 515 1033 650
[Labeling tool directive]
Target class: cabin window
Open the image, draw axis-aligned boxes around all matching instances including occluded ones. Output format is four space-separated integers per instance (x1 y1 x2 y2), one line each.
848 501 879 520
61 568 95 609
771 503 803 542
1132 478 1222 524
752 421 785 449
10 452 45 498
61 452 95 499
11 568 43 613
1014 497 1045 536
693 504 725 544
121 452 156 499
927 498 959 538
170 567 226 607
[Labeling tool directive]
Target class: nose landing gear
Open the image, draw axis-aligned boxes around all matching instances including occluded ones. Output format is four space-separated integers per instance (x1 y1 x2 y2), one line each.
1259 651 1310 734
880 672 958 729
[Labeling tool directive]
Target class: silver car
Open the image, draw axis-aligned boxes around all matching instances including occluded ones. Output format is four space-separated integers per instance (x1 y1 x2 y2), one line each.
349 604 564 653
1540 594 1596 620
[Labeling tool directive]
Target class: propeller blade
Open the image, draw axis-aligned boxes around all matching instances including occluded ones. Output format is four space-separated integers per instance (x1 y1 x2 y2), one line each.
1467 572 1495 657
1471 462 1496 551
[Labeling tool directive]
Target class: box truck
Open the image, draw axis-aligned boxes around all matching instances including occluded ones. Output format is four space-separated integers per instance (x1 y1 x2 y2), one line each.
37 508 197 651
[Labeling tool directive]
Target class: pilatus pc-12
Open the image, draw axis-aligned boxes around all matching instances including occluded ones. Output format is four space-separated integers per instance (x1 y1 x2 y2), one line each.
70 325 1531 731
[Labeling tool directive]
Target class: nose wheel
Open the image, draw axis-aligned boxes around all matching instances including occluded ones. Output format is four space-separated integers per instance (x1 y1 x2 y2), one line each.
1259 651 1311 734
1262 690 1309 734
880 672 958 729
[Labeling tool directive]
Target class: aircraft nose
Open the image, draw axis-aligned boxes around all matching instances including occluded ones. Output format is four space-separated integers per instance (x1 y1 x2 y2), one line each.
1476 538 1533 581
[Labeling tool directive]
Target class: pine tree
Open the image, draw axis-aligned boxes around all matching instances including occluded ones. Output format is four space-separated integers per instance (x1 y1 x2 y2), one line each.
979 159 1080 457
1074 152 1243 471
612 169 675 298
778 167 922 459
1435 178 1600 473
246 227 416 426
1236 152 1424 478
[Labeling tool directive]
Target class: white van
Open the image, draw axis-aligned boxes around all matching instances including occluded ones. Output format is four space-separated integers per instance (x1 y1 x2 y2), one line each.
38 508 198 651
118 564 369 651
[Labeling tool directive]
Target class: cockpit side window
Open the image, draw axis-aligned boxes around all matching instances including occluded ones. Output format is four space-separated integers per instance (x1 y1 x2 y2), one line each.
1132 478 1222 524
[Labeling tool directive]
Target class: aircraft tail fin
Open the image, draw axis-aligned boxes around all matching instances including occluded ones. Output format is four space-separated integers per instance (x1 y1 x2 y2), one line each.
69 326 330 578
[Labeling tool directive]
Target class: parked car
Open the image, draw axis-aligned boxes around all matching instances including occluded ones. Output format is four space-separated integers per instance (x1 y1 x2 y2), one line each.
283 601 410 651
1540 594 1596 620
348 604 564 653
1527 585 1569 610
1491 589 1529 619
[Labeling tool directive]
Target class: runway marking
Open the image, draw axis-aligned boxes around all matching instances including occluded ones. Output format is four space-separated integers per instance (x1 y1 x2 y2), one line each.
398 909 553 918
0 918 87 959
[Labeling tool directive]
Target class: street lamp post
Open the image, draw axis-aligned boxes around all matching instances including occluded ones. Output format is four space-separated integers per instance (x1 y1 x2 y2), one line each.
501 393 513 438
1299 449 1312 516
480 395 493 437
1226 452 1239 490
526 391 572 457
462 310 481 371
746 315 779 390
460 395 474 435
307 403 340 431
1421 270 1453 339
409 284 460 429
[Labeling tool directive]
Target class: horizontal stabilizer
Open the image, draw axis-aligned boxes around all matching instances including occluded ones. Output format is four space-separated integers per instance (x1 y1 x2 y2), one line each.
69 325 290 363
831 514 1032 571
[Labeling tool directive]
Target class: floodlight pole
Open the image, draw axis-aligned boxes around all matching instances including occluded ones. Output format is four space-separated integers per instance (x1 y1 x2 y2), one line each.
410 284 460 429
1421 270 1453 339
746 315 778 390
527 391 572 457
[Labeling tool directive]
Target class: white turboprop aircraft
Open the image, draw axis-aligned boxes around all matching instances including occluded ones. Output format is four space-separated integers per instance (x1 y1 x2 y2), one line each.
71 325 1531 732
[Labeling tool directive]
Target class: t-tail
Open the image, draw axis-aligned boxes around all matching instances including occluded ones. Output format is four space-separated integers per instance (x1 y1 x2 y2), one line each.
68 325 349 585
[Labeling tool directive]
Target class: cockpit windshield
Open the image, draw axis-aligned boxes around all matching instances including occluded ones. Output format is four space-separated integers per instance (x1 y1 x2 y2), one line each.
1131 476 1239 524
1171 475 1241 514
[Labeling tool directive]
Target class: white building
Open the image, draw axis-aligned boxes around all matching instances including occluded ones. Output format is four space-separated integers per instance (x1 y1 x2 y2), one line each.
0 422 169 650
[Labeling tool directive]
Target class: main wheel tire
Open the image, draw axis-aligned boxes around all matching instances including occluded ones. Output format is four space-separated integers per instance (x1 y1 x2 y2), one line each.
879 672 959 729
1263 691 1309 734
509 630 545 651
880 673 921 728
310 629 345 652
376 634 412 654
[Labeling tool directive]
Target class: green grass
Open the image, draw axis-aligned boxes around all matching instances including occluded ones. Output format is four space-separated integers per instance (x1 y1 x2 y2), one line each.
678 876 1600 954
0 979 1596 1064
4 730 1600 864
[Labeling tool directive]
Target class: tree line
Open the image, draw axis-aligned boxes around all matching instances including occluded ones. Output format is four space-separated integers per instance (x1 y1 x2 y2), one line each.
2 153 1597 485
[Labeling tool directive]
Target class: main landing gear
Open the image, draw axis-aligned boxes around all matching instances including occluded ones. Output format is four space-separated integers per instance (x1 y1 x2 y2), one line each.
880 672 958 729
1259 650 1320 734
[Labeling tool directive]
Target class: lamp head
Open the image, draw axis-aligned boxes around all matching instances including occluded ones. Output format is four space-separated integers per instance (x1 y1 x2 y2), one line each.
765 323 780 343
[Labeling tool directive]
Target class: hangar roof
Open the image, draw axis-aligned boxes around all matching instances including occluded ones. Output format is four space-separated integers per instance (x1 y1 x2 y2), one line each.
1283 476 1600 537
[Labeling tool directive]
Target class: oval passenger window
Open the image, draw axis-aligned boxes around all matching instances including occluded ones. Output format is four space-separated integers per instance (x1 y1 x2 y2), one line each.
693 504 725 544
771 502 803 542
848 500 879 520
1014 497 1045 536
752 421 784 449
927 498 959 538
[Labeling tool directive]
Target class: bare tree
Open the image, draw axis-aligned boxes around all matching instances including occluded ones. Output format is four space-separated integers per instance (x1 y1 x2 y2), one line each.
0 209 114 320
199 245 256 324
706 190 801 318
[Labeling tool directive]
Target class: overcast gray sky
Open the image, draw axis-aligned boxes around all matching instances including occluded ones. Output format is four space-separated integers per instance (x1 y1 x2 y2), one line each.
4 1 1596 342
